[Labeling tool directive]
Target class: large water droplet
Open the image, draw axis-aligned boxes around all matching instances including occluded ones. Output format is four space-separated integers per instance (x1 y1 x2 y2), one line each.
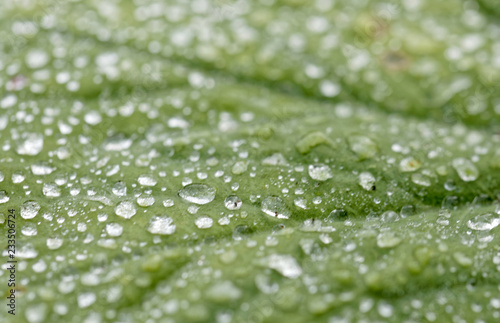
452 158 479 182
308 164 332 181
178 183 216 205
21 201 41 219
261 196 291 219
467 213 500 231
114 201 136 219
148 216 176 235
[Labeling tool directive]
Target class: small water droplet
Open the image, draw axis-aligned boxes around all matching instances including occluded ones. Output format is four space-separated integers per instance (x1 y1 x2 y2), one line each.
308 164 332 181
399 157 422 172
452 158 479 182
106 223 123 237
377 232 402 248
114 201 136 219
359 172 376 191
148 216 176 235
263 254 302 279
224 195 242 210
21 201 41 219
261 196 291 219
195 216 213 229
348 135 377 159
16 133 44 156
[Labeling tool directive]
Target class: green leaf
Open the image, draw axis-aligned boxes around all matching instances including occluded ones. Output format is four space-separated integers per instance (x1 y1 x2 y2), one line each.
1 0 500 322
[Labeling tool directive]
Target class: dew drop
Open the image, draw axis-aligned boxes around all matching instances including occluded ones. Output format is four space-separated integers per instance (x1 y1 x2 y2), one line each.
114 201 137 219
261 196 291 219
359 172 376 191
467 213 500 231
46 238 63 250
308 164 332 181
224 195 242 210
195 216 213 229
264 254 302 279
138 175 157 186
377 232 402 248
112 181 127 196
399 157 422 172
21 201 41 219
178 183 216 205
148 216 176 235
0 191 10 204
411 173 431 187
106 223 123 237
348 135 377 159
16 133 44 156
452 158 479 182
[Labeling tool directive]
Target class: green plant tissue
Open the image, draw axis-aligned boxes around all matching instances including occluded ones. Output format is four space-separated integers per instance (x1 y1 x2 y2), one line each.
1 0 500 322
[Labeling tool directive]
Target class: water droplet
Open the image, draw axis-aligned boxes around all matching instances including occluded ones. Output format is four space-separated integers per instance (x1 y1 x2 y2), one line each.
148 216 176 235
264 254 302 279
21 201 41 219
31 162 55 175
46 238 63 250
381 211 399 222
42 183 61 197
137 195 155 207
262 153 288 166
377 232 402 248
77 292 96 308
224 195 242 210
16 133 44 156
106 223 123 237
467 213 500 231
411 173 431 187
112 181 127 196
103 134 132 151
400 205 416 217
452 158 479 181
231 161 248 175
114 201 136 219
178 183 216 205
21 223 37 236
25 303 48 323
399 157 422 172
308 164 332 181
261 196 291 219
326 209 348 221
294 197 307 209
348 136 377 159
206 281 242 303
163 199 174 207
195 216 213 229
0 191 10 204
137 175 157 186
359 172 376 191
233 225 253 240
